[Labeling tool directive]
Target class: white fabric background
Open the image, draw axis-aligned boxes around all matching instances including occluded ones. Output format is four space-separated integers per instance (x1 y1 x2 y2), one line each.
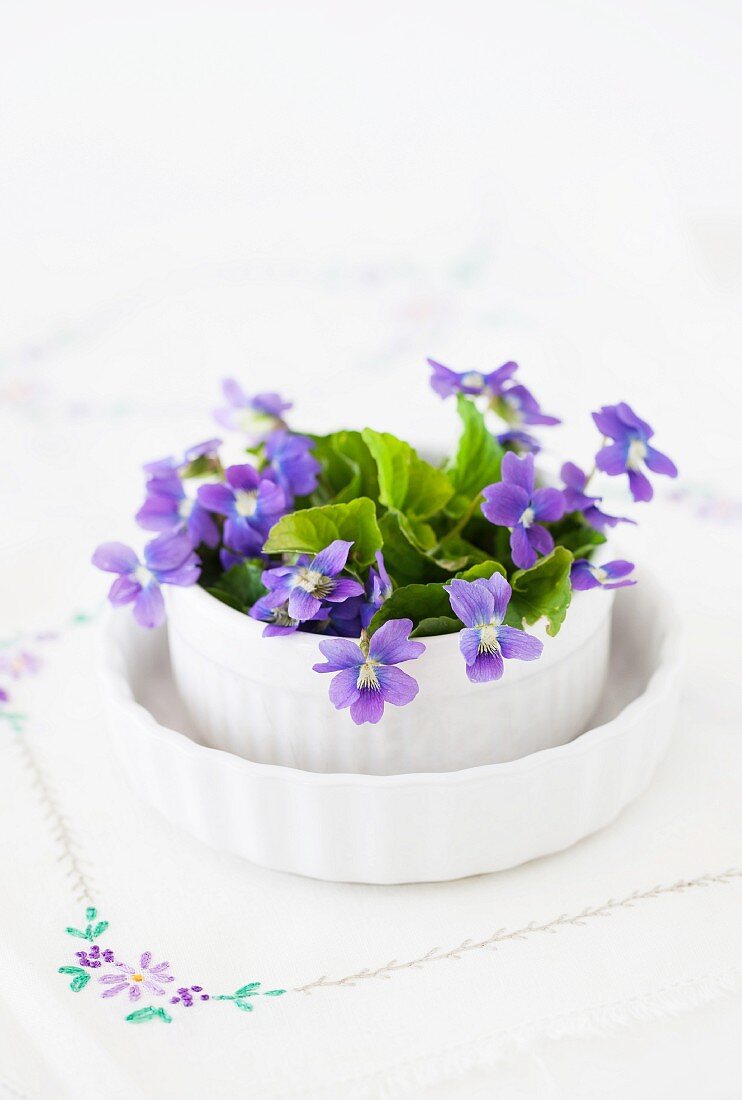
2 2 742 1096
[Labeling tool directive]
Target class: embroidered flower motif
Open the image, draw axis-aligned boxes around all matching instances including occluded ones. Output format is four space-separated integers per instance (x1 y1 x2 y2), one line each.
0 650 42 679
170 985 210 1007
214 379 292 441
560 462 635 533
444 574 543 683
92 533 201 629
481 452 565 569
262 540 364 622
313 618 425 724
76 944 115 969
570 558 636 591
592 402 677 502
99 953 174 1001
197 464 286 556
427 358 518 400
263 430 321 503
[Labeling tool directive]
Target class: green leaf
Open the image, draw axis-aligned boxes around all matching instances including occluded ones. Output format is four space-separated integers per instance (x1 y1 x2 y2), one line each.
378 512 446 585
264 499 382 567
369 582 454 634
435 535 491 570
362 429 454 519
234 982 261 997
58 965 84 975
126 1006 172 1024
262 988 286 997
91 921 109 939
506 547 573 636
411 616 461 638
70 972 91 993
85 907 97 921
552 520 607 559
446 395 503 500
455 560 506 582
65 927 88 939
207 560 267 613
235 999 254 1011
311 431 379 504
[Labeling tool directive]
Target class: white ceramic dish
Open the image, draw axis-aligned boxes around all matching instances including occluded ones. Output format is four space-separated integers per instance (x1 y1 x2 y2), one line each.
164 581 614 774
101 576 682 884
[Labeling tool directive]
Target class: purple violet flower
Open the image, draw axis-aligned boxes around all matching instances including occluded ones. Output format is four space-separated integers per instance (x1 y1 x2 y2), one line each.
481 452 565 569
560 462 635 533
592 403 677 502
197 464 286 556
329 550 393 636
495 428 543 455
264 430 320 502
493 384 560 430
313 618 425 724
214 379 292 441
136 476 220 549
427 358 518 400
262 540 364 621
92 533 200 628
143 438 222 482
445 574 543 683
249 595 329 637
98 952 174 1001
570 559 636 591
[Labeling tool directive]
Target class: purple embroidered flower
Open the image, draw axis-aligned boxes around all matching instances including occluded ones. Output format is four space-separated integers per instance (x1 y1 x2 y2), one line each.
214 379 292 441
143 438 222 482
264 430 320 502
481 452 565 569
249 594 329 636
313 618 425 724
261 540 364 621
170 985 210 1007
197 464 286 556
493 384 560 430
136 477 220 549
428 358 518 400
570 558 636 591
445 574 543 682
99 952 174 1001
329 550 393 636
0 650 42 679
593 403 677 502
76 944 115 969
92 533 200 628
560 462 635 533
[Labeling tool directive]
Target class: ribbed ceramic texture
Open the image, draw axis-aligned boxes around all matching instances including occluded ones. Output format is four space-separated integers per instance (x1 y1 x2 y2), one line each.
101 577 682 883
164 583 615 774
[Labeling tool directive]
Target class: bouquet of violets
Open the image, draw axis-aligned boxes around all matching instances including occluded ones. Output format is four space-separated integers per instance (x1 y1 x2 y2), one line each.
94 360 677 726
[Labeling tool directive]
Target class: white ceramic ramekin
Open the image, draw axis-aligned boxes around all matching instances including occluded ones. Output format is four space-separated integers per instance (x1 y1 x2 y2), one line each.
164 581 614 774
101 576 682 883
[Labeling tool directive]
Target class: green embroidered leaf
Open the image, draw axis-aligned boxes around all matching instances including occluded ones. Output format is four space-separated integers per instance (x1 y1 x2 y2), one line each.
58 965 84 975
506 547 573 637
207 560 267 613
264 499 382 567
455 560 506 582
362 430 454 520
85 907 97 922
70 972 91 993
262 989 286 997
410 616 461 638
91 921 109 939
311 431 379 504
446 395 504 500
65 927 88 939
126 1006 172 1024
234 999 254 1012
234 982 261 997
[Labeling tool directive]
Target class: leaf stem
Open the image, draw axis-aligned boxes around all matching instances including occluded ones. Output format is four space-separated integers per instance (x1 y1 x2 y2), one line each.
447 493 484 540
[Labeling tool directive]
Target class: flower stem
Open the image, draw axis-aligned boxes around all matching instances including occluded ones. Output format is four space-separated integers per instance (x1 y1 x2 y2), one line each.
447 493 484 540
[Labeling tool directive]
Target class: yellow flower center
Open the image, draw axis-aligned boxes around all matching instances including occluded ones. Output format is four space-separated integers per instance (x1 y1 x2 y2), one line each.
132 973 144 982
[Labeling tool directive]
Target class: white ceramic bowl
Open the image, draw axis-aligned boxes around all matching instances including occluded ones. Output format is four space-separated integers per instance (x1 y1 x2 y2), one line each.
102 576 682 883
164 583 615 774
